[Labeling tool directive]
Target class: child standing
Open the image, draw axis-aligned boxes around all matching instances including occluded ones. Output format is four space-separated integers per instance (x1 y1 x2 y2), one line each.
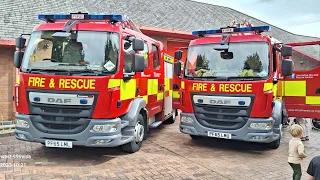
288 124 307 180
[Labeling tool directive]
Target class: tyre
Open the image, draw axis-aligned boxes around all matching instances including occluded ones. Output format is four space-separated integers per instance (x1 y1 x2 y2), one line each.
164 109 177 124
268 138 280 149
268 124 282 149
122 114 145 153
190 135 202 140
312 119 320 129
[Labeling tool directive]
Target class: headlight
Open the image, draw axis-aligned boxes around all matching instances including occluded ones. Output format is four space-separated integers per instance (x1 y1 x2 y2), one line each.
92 123 119 133
181 116 194 124
249 122 272 130
16 119 29 128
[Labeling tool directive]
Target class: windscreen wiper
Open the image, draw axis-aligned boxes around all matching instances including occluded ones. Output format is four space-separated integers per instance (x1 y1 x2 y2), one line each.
42 58 59 62
184 76 229 81
67 69 110 76
26 68 69 74
203 76 229 81
227 76 266 81
57 63 87 66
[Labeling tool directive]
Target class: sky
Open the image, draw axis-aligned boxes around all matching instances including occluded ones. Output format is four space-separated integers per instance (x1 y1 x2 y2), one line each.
193 0 320 38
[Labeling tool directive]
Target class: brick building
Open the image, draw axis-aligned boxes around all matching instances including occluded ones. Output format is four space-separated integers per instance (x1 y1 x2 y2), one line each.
0 0 319 121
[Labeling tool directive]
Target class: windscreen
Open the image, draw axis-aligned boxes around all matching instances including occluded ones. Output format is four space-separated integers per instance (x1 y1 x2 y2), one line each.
21 30 120 74
184 42 270 79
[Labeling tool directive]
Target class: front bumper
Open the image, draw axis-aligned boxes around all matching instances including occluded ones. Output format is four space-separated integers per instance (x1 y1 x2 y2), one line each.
14 114 134 147
179 113 280 143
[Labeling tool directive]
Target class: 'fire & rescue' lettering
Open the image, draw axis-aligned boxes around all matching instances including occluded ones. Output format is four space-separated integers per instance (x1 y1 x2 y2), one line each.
28 77 96 89
192 83 252 93
219 84 252 93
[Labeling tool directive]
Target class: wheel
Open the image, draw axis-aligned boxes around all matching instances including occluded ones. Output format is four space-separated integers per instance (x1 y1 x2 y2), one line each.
163 109 177 124
122 114 145 153
268 124 282 149
190 135 202 140
268 138 280 149
281 112 289 125
312 119 320 129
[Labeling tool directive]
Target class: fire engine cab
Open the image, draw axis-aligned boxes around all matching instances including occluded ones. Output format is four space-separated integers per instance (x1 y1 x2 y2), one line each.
13 13 176 153
174 24 294 149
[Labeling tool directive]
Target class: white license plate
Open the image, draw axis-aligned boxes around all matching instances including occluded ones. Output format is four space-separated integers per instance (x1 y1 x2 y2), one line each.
45 140 73 148
222 28 234 33
207 131 232 139
71 14 85 20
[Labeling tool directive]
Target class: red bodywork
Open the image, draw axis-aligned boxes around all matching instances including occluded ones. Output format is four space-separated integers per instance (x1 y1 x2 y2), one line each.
15 21 168 120
179 34 275 118
283 41 320 118
173 46 188 110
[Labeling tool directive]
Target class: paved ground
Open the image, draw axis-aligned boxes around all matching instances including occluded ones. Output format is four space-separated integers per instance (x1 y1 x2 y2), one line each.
0 116 319 180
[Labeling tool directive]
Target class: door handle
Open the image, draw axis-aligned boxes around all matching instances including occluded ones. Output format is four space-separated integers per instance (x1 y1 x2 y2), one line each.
173 84 179 90
316 88 320 94
159 84 165 91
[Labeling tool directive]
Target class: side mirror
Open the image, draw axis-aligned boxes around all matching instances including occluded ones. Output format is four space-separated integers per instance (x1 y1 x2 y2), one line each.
174 62 182 76
15 37 26 49
14 51 24 68
220 52 233 59
132 38 144 51
281 59 293 77
281 45 292 57
133 54 144 72
174 50 183 60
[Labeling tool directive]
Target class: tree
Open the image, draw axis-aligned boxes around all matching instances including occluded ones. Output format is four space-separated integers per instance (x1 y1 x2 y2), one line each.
243 52 262 72
196 54 209 70
103 38 119 70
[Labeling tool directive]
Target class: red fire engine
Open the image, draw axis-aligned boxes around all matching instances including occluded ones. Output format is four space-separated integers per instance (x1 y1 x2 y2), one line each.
174 25 296 149
13 13 177 153
282 40 320 129
172 46 188 112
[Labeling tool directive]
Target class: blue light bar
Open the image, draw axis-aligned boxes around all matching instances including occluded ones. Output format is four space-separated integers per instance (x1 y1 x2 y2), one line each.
38 13 126 22
192 26 271 36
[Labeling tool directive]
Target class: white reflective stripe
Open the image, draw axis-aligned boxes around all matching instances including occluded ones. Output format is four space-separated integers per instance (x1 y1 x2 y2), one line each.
29 92 94 105
193 95 251 107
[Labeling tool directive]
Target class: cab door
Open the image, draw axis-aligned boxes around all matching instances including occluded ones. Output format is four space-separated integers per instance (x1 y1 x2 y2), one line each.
283 41 320 118
163 53 174 118
172 46 188 110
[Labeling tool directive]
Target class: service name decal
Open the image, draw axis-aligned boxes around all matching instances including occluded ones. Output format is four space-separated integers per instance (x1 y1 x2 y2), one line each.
28 77 96 89
192 83 252 93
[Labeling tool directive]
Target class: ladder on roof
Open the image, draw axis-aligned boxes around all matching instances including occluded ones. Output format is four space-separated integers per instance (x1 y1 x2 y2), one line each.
119 17 142 33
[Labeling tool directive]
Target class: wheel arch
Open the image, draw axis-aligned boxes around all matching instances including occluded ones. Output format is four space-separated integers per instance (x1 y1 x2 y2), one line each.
272 99 283 126
122 98 147 126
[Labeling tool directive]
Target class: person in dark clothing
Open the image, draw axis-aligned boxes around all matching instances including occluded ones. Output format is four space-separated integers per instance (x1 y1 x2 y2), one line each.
307 156 320 180
62 41 85 64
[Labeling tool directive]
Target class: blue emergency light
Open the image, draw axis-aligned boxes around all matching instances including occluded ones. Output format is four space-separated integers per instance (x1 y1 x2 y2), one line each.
192 25 271 36
38 13 126 22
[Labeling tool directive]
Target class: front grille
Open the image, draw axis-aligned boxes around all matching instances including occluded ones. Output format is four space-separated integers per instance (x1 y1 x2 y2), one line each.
41 115 80 122
30 115 91 134
192 94 254 130
43 123 78 130
27 89 98 134
61 109 83 114
41 107 59 113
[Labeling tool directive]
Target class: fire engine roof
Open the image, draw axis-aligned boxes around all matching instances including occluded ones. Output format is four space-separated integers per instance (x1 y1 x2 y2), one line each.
0 0 319 56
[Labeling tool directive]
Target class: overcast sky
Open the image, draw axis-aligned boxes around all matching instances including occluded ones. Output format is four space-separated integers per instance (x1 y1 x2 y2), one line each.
193 0 320 38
